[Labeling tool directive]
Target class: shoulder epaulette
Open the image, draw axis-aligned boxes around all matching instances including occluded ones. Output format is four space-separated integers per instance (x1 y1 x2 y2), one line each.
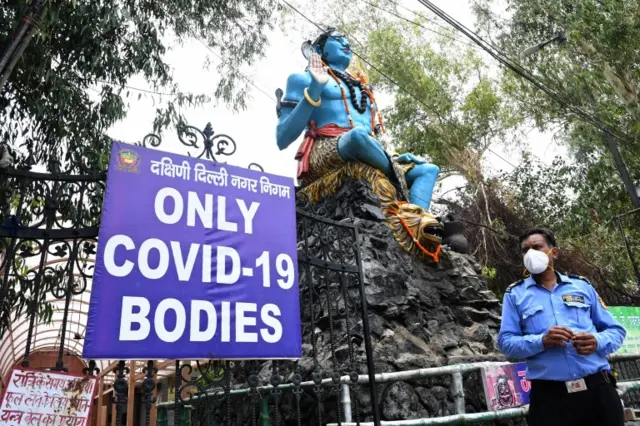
568 273 593 286
505 279 525 293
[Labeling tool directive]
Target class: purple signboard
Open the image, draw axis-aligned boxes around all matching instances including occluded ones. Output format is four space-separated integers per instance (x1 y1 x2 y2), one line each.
481 363 531 411
83 142 301 359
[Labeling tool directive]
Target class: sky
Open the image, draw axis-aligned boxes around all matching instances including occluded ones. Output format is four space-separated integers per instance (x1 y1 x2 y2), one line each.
104 0 568 202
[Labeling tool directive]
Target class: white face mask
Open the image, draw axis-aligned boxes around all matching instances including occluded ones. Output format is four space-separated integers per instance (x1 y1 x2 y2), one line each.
524 249 551 275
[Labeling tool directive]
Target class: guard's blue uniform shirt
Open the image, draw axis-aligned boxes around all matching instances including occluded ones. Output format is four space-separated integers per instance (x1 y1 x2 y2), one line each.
498 273 626 381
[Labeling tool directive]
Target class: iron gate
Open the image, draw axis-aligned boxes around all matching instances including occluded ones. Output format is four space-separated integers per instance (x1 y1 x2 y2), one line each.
158 209 381 425
0 122 381 426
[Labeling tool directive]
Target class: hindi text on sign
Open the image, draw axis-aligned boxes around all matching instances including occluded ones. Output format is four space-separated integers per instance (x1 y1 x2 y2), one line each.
84 142 301 359
0 369 97 426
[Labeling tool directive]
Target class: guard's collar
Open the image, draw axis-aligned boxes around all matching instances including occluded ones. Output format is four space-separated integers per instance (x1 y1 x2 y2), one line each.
525 272 570 287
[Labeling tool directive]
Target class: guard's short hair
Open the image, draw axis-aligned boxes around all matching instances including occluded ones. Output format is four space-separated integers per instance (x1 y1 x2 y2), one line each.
519 228 557 248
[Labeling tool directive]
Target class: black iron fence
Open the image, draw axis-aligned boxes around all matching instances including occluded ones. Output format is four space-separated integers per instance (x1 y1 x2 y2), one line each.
156 210 381 426
0 167 104 370
0 123 381 426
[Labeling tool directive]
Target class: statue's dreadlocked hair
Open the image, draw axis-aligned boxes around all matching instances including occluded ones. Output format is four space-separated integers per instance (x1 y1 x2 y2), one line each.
312 27 343 51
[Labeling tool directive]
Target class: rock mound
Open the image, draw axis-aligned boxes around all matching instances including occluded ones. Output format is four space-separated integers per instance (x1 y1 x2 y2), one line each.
296 179 522 424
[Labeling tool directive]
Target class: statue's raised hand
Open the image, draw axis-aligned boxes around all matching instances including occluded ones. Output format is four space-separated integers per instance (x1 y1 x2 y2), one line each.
309 52 330 85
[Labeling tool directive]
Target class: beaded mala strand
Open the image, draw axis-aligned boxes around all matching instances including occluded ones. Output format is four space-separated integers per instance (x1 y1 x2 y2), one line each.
325 64 386 134
331 68 369 113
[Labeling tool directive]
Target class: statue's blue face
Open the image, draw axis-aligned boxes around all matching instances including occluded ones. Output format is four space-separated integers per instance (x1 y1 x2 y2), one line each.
320 33 352 69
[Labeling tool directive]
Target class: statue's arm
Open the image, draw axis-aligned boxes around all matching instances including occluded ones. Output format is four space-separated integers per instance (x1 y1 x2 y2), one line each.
276 73 324 150
276 53 329 150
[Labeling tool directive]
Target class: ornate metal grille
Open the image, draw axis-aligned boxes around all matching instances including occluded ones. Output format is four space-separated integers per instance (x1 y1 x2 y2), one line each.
161 210 380 426
0 122 380 426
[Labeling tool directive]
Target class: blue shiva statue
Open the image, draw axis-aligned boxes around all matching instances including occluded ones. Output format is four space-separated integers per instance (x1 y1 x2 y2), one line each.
275 28 440 212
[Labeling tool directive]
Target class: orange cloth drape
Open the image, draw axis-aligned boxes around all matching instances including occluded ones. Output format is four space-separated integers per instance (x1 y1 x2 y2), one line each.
295 121 350 178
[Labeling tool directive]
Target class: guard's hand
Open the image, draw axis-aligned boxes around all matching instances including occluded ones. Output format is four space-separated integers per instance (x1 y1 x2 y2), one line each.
572 332 598 355
542 326 574 348
395 153 425 165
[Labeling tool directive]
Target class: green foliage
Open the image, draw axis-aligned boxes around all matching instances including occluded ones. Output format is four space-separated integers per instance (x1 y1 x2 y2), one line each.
472 0 640 289
0 0 277 173
481 265 497 280
503 154 640 288
194 361 233 390
472 0 640 213
364 20 524 172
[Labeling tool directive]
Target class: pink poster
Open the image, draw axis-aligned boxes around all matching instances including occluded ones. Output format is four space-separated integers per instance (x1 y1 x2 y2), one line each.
481 363 531 411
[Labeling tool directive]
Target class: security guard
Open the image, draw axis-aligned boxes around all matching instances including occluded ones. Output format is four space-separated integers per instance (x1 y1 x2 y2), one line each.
498 228 626 426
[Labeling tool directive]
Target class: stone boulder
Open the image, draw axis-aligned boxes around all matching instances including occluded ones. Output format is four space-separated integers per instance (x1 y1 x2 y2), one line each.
294 179 524 425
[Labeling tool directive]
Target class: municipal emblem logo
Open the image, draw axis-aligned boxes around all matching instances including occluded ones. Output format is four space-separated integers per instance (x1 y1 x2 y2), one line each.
115 149 141 173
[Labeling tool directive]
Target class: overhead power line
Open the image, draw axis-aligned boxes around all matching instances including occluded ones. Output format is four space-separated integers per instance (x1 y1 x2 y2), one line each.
382 0 465 34
96 80 177 97
194 38 276 103
279 0 449 120
357 0 476 48
414 0 631 145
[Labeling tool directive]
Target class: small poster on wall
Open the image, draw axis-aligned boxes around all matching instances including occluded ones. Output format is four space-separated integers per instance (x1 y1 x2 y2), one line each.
481 362 531 411
609 306 640 354
0 368 97 426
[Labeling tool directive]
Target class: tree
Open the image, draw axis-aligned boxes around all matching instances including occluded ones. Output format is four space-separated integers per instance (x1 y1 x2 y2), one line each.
471 0 640 219
0 0 278 173
471 0 640 291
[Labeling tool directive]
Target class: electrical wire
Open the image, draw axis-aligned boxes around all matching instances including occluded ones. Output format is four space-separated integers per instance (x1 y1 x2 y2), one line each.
279 0 457 122
387 0 534 71
414 0 631 145
356 0 477 48
55 40 276 103
157 1 278 103
96 80 177 97
51 58 180 97
383 0 466 33
487 147 517 169
194 38 277 103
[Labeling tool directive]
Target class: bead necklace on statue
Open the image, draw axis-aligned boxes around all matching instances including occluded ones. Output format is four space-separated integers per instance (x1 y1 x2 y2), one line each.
331 68 369 113
325 64 386 134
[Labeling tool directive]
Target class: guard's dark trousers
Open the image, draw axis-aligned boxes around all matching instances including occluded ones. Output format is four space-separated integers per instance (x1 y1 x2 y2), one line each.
528 371 624 426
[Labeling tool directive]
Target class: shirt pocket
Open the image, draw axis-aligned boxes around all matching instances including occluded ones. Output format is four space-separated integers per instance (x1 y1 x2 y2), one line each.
563 301 592 328
521 305 548 334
